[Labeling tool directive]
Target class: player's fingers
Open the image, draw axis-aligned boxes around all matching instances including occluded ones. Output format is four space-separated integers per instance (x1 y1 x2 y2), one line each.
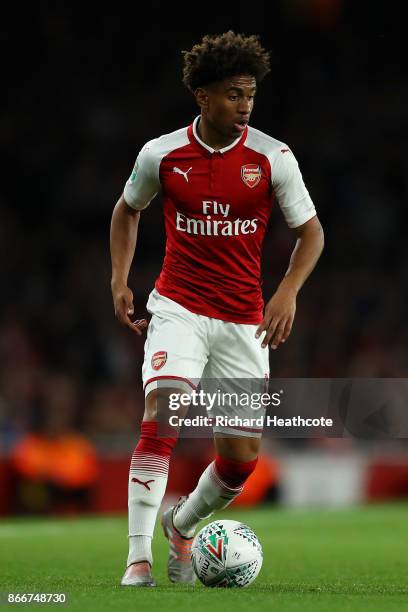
132 318 148 330
255 320 266 338
116 303 147 334
270 323 287 350
261 317 279 348
125 318 144 335
255 314 273 338
130 318 148 334
281 315 294 343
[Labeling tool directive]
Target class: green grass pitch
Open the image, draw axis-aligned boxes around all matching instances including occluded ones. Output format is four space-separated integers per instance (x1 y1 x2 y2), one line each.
1 504 407 611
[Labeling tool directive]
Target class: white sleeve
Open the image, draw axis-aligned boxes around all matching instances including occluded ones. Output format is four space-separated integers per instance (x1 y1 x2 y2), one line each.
123 140 160 210
270 147 316 228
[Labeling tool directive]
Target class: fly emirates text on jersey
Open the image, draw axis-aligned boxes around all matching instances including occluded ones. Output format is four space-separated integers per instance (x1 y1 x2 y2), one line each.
175 200 258 237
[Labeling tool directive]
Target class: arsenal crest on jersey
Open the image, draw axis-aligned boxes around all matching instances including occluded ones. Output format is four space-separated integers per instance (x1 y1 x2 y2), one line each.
241 164 262 188
151 351 167 371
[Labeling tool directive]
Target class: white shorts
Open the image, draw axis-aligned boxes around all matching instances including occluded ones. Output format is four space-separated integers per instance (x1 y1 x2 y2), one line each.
142 289 270 438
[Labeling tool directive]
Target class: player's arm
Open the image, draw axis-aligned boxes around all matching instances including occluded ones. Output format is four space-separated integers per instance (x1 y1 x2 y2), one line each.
256 147 324 349
110 195 147 335
110 141 159 335
257 216 324 349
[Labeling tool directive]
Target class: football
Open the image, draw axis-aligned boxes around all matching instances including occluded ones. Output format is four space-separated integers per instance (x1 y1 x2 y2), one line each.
191 519 263 588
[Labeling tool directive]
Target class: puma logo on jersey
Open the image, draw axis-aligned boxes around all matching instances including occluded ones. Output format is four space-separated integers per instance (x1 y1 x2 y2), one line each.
131 477 155 490
173 166 192 182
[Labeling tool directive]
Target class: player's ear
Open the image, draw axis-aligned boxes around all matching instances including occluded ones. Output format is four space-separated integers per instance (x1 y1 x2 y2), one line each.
195 88 209 110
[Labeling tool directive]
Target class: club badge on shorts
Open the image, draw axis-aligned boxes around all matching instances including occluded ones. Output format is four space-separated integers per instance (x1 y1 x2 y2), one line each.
151 351 167 371
241 164 262 188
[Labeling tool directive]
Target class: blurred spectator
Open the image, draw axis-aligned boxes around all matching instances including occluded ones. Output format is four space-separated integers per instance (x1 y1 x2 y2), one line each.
9 375 99 515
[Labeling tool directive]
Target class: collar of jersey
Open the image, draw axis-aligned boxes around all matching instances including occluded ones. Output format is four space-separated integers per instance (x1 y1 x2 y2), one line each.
189 115 247 156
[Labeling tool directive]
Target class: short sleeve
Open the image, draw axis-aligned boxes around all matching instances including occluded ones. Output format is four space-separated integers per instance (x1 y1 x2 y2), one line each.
271 148 316 228
123 140 160 210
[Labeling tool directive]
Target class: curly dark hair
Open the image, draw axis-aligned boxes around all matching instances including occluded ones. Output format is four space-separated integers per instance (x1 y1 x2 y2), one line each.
182 31 271 92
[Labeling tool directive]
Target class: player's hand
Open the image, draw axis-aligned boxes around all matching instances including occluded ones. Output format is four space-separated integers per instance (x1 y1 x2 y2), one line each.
111 281 148 336
255 287 296 349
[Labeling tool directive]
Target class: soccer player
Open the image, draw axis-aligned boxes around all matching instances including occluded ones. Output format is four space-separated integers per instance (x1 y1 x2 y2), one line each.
110 31 324 587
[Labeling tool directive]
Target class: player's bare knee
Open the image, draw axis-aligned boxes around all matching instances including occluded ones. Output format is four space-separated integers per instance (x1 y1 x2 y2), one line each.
143 388 190 421
143 389 158 421
144 388 171 421
237 437 260 462
215 436 261 462
248 436 261 455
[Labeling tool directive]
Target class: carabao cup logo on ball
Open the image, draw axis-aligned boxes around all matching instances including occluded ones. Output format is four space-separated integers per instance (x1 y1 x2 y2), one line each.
191 519 263 588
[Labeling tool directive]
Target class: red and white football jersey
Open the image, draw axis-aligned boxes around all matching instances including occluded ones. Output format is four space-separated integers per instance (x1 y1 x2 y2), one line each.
123 116 316 324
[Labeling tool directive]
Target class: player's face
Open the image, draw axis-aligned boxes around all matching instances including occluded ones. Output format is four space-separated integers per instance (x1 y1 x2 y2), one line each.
202 75 257 140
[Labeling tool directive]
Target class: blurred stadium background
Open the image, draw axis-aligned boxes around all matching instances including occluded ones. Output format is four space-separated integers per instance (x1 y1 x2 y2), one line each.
1 1 407 517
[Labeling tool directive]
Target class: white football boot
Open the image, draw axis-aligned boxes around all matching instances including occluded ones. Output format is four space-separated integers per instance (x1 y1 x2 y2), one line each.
121 561 156 587
161 497 196 584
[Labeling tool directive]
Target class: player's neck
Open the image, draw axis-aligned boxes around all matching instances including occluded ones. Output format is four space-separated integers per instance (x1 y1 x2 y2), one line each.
197 116 236 151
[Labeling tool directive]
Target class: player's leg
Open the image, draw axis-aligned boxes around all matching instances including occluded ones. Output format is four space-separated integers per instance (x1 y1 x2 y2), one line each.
172 317 268 538
122 387 186 586
122 289 208 586
172 435 261 537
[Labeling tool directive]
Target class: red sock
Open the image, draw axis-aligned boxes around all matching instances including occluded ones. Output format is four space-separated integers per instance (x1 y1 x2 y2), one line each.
130 421 178 476
214 454 258 489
